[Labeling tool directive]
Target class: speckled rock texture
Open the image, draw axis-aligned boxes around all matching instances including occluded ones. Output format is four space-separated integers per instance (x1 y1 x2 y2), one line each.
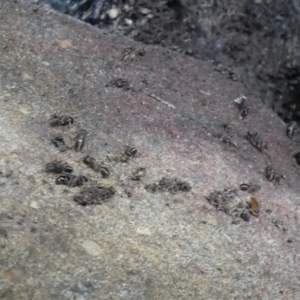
0 1 300 299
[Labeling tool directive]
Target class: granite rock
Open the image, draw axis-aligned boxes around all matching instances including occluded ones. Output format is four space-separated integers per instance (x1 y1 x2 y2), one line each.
0 1 300 299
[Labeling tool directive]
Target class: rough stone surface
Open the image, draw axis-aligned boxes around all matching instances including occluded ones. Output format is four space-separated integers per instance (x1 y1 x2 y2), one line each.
24 0 300 124
0 1 300 299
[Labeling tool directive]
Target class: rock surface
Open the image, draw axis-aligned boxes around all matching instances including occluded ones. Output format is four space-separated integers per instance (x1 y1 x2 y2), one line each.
25 0 300 124
0 1 300 299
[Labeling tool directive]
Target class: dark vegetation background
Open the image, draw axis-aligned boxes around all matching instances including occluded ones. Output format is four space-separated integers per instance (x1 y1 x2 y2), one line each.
29 0 300 123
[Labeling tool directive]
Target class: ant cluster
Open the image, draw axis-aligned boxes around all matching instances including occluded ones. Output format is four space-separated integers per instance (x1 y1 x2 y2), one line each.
45 114 193 205
83 156 110 178
45 114 116 205
239 183 261 193
286 121 299 139
121 47 146 62
285 121 300 167
49 114 74 127
130 167 146 181
265 165 285 184
245 131 267 152
46 160 88 188
120 146 138 163
216 95 297 226
206 184 261 223
280 119 300 170
49 114 87 153
74 186 116 205
233 95 249 119
232 96 291 183
145 177 191 194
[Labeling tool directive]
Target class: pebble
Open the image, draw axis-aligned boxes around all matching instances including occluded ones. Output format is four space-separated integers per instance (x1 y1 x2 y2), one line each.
59 39 73 49
108 8 119 20
82 240 102 257
139 7 151 15
125 18 133 26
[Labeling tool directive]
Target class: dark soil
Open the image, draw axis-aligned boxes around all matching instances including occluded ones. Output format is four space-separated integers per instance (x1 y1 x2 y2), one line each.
30 0 300 123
